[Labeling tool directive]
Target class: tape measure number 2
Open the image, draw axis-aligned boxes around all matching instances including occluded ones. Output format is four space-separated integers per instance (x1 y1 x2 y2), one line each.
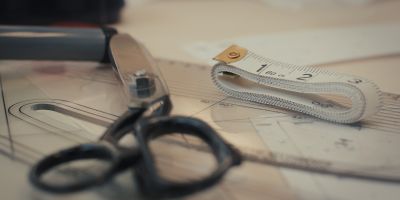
211 45 382 123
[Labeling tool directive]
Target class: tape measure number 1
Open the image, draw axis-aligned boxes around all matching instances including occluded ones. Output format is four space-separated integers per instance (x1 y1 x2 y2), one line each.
211 45 382 123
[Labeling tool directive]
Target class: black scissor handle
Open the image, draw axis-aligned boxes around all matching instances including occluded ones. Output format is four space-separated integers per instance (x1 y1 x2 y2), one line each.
28 107 149 194
29 98 242 197
29 142 140 193
133 116 242 198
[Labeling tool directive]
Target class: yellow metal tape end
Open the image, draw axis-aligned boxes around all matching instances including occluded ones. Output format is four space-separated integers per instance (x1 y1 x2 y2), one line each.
213 45 248 64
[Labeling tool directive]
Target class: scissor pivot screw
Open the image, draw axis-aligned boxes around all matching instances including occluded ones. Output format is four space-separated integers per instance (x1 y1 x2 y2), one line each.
129 70 156 98
134 69 147 77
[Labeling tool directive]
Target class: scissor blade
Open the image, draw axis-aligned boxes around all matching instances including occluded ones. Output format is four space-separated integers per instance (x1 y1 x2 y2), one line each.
109 34 169 107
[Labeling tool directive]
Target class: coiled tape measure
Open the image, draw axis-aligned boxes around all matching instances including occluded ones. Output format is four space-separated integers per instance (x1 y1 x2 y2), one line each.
212 45 382 123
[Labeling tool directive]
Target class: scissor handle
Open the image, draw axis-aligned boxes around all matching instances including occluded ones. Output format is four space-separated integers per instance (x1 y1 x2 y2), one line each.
133 115 242 198
29 141 140 193
29 108 144 193
29 97 241 197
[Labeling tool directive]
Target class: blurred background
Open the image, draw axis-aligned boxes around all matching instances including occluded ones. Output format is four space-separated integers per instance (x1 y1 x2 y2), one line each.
0 0 124 26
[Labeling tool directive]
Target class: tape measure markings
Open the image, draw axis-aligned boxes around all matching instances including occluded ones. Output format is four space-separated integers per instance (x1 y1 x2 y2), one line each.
211 45 383 123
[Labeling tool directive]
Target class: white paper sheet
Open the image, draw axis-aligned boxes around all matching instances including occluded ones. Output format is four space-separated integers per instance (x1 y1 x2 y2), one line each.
184 23 400 66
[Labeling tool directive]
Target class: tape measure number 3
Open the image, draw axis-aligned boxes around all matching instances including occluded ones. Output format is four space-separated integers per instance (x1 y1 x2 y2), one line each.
211 45 382 124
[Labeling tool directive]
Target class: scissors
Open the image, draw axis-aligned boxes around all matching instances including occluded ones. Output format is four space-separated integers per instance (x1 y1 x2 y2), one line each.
0 26 242 198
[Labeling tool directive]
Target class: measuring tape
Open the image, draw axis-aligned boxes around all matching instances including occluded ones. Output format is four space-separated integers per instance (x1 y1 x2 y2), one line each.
211 45 382 123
